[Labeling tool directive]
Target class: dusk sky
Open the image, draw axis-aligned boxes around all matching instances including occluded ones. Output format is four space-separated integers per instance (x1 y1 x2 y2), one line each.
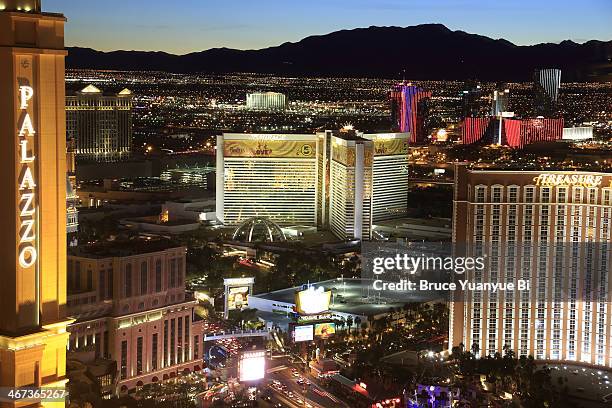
47 0 612 55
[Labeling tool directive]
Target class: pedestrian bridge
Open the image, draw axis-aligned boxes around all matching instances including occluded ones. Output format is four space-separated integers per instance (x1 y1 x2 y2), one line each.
203 329 270 341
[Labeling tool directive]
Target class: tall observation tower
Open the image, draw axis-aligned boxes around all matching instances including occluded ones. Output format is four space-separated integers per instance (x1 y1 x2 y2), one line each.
0 1 72 406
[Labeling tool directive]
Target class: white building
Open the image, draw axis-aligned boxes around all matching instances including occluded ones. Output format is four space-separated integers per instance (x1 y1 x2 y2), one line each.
246 92 287 111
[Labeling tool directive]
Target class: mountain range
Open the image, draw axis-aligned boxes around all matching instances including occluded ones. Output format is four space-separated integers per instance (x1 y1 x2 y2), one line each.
65 24 612 82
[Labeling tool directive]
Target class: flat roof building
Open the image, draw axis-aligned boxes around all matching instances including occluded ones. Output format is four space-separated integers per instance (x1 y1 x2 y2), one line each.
67 238 204 394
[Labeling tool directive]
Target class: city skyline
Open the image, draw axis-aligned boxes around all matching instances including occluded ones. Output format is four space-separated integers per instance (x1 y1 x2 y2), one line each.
48 0 612 54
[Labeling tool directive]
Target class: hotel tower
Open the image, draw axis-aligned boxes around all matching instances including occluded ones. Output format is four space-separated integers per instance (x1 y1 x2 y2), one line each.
0 0 71 405
451 163 612 368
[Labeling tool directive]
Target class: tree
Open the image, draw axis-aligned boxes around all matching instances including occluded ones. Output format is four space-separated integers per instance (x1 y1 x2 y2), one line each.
346 316 354 334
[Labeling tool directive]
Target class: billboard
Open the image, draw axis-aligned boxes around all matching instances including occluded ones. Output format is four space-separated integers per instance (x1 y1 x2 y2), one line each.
227 286 249 311
239 350 266 382
314 322 336 338
295 286 331 315
224 277 254 318
224 140 316 158
294 325 314 342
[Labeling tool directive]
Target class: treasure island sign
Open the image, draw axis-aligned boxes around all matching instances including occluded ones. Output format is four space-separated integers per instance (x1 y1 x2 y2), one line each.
533 173 608 189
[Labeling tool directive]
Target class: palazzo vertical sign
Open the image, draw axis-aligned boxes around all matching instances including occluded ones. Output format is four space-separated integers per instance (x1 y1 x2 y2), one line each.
17 84 37 269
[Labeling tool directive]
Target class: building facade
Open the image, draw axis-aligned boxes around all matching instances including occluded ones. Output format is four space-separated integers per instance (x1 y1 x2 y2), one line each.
66 239 204 394
66 85 133 162
451 164 612 368
246 92 287 111
216 133 320 226
533 68 561 116
0 2 72 405
390 83 432 144
216 131 409 240
328 134 373 241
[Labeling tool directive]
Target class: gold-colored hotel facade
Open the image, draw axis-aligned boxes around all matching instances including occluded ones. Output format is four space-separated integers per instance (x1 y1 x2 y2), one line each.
451 163 612 368
0 0 70 406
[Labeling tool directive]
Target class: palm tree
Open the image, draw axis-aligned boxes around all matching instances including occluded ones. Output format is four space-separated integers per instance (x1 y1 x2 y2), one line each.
346 316 354 334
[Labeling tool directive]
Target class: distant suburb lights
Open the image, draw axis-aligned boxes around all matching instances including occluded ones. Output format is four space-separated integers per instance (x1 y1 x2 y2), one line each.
17 85 37 268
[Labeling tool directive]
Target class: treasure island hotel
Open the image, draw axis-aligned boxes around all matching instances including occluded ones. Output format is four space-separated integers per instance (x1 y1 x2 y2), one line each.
216 130 409 241
451 163 612 368
0 0 71 406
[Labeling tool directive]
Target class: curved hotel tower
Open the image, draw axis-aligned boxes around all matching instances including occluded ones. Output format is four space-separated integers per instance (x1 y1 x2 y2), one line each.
0 0 71 405
451 164 612 368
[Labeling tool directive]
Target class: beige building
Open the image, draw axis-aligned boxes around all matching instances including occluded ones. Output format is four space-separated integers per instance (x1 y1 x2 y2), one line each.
67 238 204 394
0 1 71 406
451 163 612 368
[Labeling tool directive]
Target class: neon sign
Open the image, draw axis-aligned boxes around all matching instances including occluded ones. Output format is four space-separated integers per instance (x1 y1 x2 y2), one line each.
533 173 603 188
17 85 37 268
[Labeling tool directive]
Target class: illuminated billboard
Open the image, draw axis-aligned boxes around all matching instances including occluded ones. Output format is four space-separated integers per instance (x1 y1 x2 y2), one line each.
295 286 331 315
227 286 249 311
239 350 266 382
224 140 316 158
223 277 255 318
314 322 336 338
294 325 314 342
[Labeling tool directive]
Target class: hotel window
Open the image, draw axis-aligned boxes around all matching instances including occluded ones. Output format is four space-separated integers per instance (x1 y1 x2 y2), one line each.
541 187 551 203
136 337 143 375
194 335 199 360
124 264 132 297
140 261 148 295
95 333 101 358
508 186 519 203
573 187 582 203
107 268 113 299
604 189 611 206
152 334 158 371
155 259 162 292
185 315 190 361
163 320 168 367
103 330 109 358
170 259 177 288
99 269 106 300
492 186 502 203
87 269 93 291
475 186 486 203
177 317 183 364
525 186 535 203
557 187 567 203
588 188 597 204
120 340 128 380
170 319 176 365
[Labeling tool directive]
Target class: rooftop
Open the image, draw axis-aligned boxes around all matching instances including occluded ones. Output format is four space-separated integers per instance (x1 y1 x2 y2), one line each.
69 237 183 259
253 278 444 316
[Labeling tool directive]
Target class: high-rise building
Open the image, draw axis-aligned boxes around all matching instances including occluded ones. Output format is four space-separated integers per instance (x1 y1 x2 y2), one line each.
66 238 204 394
246 92 287 111
0 0 71 403
461 82 483 118
451 163 612 368
533 68 561 116
390 83 432 144
216 133 320 226
362 133 409 222
67 137 78 246
328 133 373 241
491 89 510 117
216 130 409 240
461 117 563 148
66 85 133 162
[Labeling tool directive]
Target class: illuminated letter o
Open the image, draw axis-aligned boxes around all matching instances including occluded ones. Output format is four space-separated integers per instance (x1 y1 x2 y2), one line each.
19 246 37 268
